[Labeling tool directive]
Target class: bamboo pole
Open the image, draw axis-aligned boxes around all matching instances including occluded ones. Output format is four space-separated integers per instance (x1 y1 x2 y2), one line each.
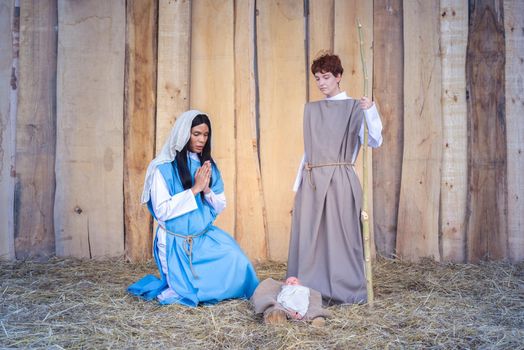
357 19 374 306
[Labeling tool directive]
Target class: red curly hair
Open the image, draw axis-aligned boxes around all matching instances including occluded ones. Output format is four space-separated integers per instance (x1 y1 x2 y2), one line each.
311 53 344 76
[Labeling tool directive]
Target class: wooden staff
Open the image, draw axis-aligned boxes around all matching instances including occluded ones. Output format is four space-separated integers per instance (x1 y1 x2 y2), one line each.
357 19 374 306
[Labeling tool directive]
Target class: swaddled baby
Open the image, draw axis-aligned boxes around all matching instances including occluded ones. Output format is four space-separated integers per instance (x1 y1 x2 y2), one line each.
276 277 310 319
250 276 330 325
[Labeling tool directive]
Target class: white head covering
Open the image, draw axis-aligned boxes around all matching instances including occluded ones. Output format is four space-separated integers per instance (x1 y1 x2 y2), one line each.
276 285 310 318
141 109 208 203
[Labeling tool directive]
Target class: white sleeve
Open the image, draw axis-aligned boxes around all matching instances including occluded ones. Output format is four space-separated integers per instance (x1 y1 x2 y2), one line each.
292 154 306 192
204 190 227 215
358 103 383 148
150 168 198 222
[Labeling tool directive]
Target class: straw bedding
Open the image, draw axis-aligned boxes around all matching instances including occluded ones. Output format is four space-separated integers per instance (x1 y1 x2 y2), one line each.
0 257 522 349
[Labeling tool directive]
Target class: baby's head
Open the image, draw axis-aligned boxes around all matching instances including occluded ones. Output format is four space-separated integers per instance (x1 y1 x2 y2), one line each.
285 276 301 286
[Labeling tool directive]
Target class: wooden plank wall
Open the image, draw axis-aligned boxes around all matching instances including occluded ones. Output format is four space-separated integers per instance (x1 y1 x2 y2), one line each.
372 0 403 258
504 0 524 263
14 0 57 259
397 0 442 261
234 0 268 262
0 0 15 260
190 0 236 233
54 0 125 258
155 0 190 152
124 0 157 262
257 0 306 261
1 0 523 264
439 0 468 262
466 1 507 262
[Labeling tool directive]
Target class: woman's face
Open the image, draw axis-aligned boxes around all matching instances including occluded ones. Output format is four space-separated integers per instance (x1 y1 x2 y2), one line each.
314 71 341 98
188 123 209 154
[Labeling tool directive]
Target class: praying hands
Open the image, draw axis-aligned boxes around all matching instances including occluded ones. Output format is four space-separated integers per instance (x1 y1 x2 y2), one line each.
192 160 212 195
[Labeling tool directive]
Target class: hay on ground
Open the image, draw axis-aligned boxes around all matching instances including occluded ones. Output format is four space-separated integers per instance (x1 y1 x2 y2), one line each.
0 257 522 349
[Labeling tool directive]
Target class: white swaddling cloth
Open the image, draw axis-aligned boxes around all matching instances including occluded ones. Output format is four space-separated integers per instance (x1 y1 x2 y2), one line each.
276 285 310 318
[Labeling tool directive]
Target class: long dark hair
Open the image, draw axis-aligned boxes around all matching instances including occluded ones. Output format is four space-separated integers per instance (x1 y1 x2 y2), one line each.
175 114 215 191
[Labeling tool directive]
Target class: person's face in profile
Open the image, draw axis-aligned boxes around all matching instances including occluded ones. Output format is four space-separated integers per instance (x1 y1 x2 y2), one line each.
189 123 209 154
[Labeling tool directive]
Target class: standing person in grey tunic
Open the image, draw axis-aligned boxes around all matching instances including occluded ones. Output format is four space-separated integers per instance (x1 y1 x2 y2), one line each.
287 53 383 305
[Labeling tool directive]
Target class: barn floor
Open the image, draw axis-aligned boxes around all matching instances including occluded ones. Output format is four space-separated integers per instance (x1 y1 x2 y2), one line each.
0 257 522 349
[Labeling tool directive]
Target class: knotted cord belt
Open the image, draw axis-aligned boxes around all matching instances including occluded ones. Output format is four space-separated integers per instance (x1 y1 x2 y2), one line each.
159 224 210 279
304 162 355 190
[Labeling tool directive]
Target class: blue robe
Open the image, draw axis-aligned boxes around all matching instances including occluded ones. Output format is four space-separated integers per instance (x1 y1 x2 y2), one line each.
128 157 259 306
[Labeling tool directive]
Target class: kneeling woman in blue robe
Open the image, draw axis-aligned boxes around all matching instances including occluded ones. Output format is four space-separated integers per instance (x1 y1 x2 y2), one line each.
128 110 259 306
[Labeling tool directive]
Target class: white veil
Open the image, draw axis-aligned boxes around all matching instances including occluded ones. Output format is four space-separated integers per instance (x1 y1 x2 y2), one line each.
141 109 208 204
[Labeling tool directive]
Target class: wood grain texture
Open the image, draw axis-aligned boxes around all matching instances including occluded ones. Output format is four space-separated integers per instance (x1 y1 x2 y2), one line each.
372 0 403 258
55 0 125 258
334 0 375 257
156 0 190 151
124 0 157 262
439 0 468 262
257 0 306 261
504 0 524 263
334 0 372 99
308 0 334 102
190 0 236 234
397 0 442 261
14 0 57 260
0 1 15 260
233 0 268 262
466 0 507 263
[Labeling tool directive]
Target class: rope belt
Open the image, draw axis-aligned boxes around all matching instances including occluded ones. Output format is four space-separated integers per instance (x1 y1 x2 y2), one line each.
159 224 210 279
304 162 355 190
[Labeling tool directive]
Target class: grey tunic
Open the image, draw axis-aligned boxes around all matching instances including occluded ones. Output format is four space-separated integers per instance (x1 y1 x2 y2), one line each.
287 99 366 304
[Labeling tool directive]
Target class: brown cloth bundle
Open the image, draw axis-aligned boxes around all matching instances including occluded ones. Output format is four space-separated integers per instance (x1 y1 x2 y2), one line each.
250 278 331 321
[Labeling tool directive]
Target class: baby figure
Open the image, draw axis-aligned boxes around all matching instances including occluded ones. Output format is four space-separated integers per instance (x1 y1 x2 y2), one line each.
250 277 330 325
276 277 310 320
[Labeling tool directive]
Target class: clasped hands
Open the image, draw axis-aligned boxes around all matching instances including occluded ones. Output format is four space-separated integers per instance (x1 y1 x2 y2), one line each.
191 160 212 195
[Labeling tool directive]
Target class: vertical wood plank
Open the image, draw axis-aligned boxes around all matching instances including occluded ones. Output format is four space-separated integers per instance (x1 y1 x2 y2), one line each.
156 0 190 151
55 0 125 258
124 0 157 262
439 0 468 262
155 0 190 242
0 0 15 260
190 0 235 233
234 0 268 262
257 0 306 261
334 0 375 257
308 0 334 102
334 0 372 98
466 1 507 262
14 0 57 260
397 0 442 261
504 0 524 263
372 0 403 258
